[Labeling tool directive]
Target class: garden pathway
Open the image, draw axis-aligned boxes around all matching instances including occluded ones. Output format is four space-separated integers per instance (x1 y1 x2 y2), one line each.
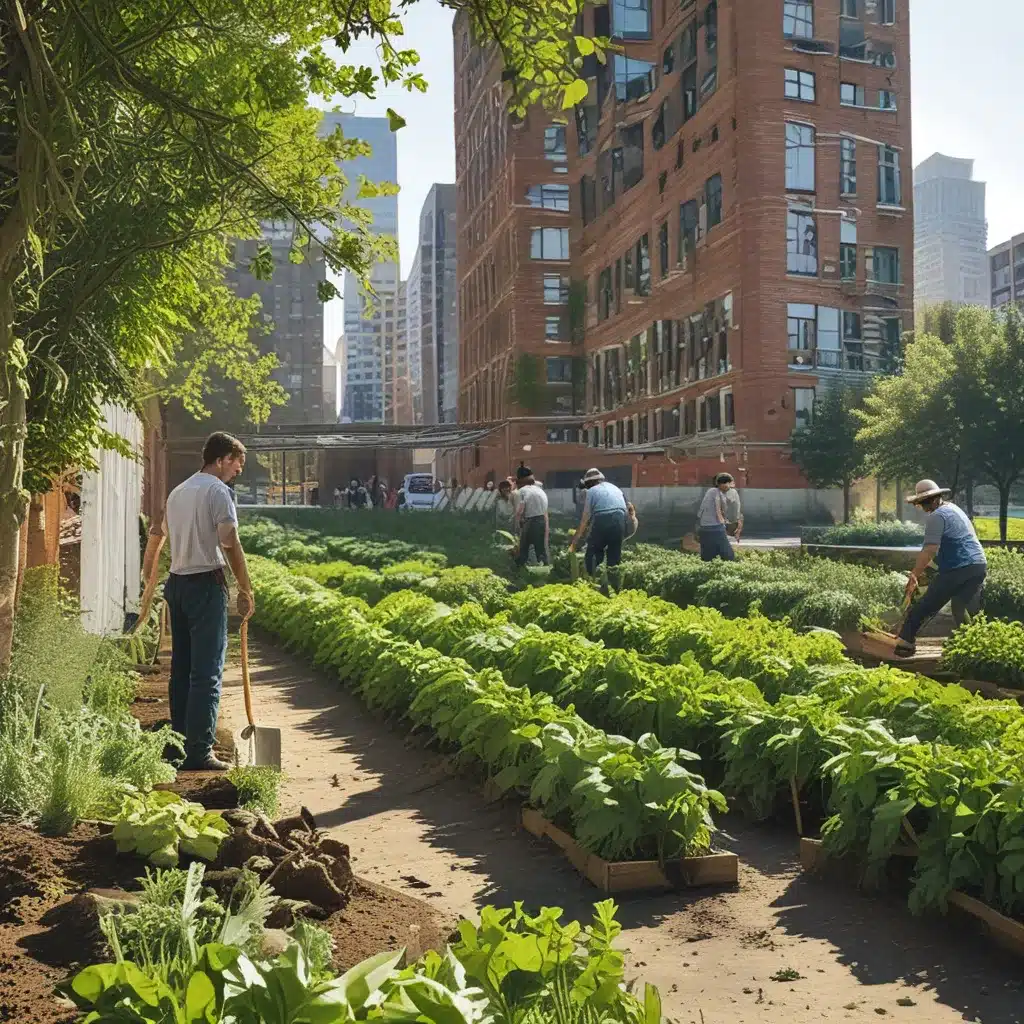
219 634 1022 1024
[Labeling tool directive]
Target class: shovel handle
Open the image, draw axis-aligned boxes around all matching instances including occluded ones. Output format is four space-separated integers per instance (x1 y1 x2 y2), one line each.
241 617 255 730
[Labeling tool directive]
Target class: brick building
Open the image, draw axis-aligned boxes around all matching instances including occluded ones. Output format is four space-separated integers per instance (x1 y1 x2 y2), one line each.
452 15 626 488
569 0 913 492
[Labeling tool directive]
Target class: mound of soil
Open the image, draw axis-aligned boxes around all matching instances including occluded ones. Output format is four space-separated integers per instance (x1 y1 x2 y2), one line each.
325 879 453 972
0 823 146 1024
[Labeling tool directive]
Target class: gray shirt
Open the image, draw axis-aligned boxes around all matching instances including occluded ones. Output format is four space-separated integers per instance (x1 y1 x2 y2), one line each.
165 472 237 575
698 487 728 528
515 483 548 519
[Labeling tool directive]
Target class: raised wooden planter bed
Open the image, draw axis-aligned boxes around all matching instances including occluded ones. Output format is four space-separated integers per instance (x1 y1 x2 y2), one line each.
520 807 738 894
800 838 1024 959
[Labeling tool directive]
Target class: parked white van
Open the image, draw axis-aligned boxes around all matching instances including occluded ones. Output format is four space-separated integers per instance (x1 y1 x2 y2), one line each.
401 473 439 511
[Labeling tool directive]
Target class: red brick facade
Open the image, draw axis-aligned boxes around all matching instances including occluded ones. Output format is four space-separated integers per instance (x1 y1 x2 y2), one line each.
453 16 626 487
570 0 913 490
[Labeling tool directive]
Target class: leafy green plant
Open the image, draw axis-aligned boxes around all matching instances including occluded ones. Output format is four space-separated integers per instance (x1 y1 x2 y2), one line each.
227 765 281 817
108 790 230 867
941 615 1024 687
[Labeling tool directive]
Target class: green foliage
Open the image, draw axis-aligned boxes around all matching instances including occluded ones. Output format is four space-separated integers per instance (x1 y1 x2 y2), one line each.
941 615 1024 688
790 385 867 519
511 353 544 413
251 558 725 861
227 765 281 817
802 516 925 547
983 548 1024 621
108 790 230 868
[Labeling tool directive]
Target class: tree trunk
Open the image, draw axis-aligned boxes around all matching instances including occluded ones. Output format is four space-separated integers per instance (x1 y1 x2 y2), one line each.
999 481 1011 544
842 480 851 523
0 282 30 676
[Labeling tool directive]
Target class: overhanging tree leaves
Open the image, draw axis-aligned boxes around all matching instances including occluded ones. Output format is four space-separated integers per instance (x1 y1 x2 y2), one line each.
0 0 604 671
790 384 866 523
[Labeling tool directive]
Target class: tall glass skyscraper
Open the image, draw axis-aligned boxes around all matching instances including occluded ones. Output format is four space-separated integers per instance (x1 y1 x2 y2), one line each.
320 113 400 423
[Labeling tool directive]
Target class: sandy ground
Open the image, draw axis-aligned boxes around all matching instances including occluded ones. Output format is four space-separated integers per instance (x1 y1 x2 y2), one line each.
219 634 1023 1024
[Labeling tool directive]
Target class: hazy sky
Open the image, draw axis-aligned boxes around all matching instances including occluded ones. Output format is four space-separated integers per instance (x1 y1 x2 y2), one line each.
320 0 1021 344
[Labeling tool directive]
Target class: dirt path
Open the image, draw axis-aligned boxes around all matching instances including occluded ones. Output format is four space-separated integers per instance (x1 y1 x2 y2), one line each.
219 635 1023 1024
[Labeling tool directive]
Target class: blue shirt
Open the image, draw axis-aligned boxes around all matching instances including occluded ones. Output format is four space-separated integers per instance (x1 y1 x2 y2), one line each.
585 481 627 517
922 503 986 573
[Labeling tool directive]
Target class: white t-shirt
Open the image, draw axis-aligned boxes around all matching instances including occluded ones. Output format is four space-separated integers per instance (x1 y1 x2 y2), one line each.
516 483 548 519
165 472 237 575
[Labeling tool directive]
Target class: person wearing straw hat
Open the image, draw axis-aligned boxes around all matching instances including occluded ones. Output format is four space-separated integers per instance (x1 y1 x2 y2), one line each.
570 468 636 592
894 479 987 657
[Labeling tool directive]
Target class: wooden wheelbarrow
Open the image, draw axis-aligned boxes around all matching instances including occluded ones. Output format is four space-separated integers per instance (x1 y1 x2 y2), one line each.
233 618 281 768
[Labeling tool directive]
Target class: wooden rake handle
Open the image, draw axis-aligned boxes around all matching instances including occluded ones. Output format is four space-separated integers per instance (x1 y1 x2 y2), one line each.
241 617 255 730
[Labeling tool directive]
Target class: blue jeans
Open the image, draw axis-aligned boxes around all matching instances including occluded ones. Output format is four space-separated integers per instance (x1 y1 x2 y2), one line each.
699 525 736 562
586 511 626 576
165 571 228 763
899 563 986 645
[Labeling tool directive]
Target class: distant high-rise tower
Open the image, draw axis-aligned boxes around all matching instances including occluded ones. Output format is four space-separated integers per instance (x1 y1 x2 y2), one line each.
321 113 400 423
407 183 458 425
914 153 987 310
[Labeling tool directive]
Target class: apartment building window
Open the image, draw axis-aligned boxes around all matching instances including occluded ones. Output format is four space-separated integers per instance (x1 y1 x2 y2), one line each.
614 257 623 312
580 174 597 224
658 220 670 277
840 137 857 195
783 0 813 39
787 303 816 352
620 123 645 190
636 234 652 295
840 82 865 106
785 68 815 102
663 43 676 74
614 56 656 101
871 246 901 284
878 146 902 205
545 315 564 340
624 247 634 289
544 125 568 168
705 174 723 229
722 387 735 428
787 208 818 275
840 0 857 16
785 122 816 192
794 387 815 429
840 219 857 280
682 64 698 121
527 184 570 210
543 273 569 304
530 226 569 260
598 266 613 320
546 356 574 383
612 0 651 39
878 0 895 23
879 90 897 110
679 199 698 261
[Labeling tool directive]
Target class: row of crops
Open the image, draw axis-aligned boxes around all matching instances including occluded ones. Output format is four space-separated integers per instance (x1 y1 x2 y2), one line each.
252 552 1024 921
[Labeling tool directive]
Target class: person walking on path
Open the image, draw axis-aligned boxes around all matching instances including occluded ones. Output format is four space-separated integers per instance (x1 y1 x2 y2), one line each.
513 465 549 566
161 432 254 771
697 473 739 562
895 479 987 657
570 468 631 590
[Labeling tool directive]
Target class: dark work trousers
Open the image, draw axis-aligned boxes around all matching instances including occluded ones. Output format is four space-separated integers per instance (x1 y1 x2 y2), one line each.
165 570 229 765
699 524 736 562
899 563 987 645
516 515 549 566
586 510 627 579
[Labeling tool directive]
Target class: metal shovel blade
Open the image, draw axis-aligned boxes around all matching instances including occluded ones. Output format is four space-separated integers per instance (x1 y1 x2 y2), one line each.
234 723 282 768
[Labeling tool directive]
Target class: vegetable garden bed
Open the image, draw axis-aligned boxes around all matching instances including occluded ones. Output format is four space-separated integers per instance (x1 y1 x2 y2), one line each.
521 806 738 893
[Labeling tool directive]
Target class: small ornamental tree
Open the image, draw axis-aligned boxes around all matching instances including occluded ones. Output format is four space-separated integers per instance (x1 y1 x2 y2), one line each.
790 384 866 523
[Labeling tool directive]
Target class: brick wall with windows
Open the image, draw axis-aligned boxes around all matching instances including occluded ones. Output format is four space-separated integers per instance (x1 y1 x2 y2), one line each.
568 0 913 490
453 15 622 486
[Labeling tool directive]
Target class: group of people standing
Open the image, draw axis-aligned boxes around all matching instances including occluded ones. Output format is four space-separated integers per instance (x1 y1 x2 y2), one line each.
333 475 394 510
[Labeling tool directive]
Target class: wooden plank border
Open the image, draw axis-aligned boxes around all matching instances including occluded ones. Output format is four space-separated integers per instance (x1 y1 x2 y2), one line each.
520 806 738 894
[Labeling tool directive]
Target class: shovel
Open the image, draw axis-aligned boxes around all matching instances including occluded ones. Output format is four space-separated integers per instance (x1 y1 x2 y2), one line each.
234 617 281 768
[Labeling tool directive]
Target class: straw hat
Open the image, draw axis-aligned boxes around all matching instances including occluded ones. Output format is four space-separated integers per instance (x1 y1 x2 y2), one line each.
906 479 951 505
583 468 605 484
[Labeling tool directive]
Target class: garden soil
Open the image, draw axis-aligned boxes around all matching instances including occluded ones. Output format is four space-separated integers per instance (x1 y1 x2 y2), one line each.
217 631 1024 1024
0 652 452 1023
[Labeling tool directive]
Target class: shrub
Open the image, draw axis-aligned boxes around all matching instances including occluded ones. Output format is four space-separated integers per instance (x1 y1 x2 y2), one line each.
983 549 1024 622
941 615 1024 688
790 589 863 631
802 519 924 547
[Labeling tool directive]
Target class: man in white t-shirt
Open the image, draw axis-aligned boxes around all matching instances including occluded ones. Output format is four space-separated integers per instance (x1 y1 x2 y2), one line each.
513 464 549 566
159 432 254 771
